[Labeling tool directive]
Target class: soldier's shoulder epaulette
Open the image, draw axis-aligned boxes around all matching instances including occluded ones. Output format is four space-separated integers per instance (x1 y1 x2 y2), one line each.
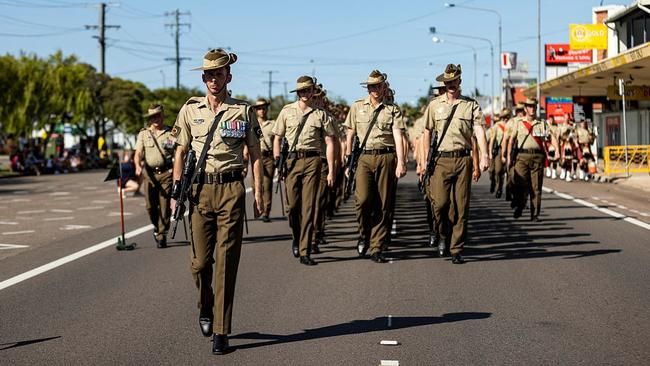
139 127 147 132
228 97 250 106
354 98 366 104
185 96 203 105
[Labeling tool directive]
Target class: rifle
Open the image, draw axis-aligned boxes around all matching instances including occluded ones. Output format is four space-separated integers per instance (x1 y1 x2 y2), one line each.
344 135 360 199
420 129 439 194
491 141 500 161
171 149 196 239
275 137 289 193
508 138 518 168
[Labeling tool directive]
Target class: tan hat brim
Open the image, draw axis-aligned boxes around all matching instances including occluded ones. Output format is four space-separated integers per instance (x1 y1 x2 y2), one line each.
143 110 163 118
360 80 385 86
435 73 461 82
290 85 313 93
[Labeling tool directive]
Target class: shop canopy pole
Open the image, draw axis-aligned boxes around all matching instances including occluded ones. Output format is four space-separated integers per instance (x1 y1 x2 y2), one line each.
618 78 630 178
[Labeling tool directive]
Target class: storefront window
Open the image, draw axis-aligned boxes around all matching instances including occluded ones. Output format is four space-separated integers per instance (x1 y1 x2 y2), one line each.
628 15 648 48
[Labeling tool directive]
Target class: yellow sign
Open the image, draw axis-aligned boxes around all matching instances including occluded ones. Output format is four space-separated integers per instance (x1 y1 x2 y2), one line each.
607 85 650 101
570 24 608 50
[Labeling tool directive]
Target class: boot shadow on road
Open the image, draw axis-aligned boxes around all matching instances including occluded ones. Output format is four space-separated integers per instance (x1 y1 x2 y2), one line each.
231 312 491 350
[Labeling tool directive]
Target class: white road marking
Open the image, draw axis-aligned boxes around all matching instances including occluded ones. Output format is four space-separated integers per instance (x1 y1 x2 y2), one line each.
2 230 35 235
0 243 29 250
544 186 649 231
0 223 154 291
43 216 74 221
77 206 104 211
10 198 30 202
17 210 45 215
640 212 650 217
60 225 92 231
616 204 628 210
13 191 28 195
82 186 98 190
591 196 601 201
49 192 70 196
53 196 72 201
92 200 111 204
50 209 73 213
108 212 132 216
380 340 399 346
380 361 399 366
629 209 640 214
0 221 19 225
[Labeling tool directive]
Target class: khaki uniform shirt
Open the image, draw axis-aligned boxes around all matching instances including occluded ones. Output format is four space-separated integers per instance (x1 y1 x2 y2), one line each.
413 117 425 140
576 126 592 145
549 124 560 143
134 125 174 167
173 96 261 173
344 97 405 150
259 119 275 152
423 94 484 151
491 121 506 146
273 101 336 151
512 118 548 150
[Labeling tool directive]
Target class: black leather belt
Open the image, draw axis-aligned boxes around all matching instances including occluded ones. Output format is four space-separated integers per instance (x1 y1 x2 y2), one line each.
262 150 273 158
437 149 471 158
196 170 243 184
362 147 395 155
519 148 544 155
288 150 320 159
149 162 173 174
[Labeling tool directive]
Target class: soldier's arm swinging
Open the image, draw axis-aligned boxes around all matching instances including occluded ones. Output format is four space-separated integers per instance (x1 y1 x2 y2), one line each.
506 135 515 167
488 129 495 160
473 124 490 171
344 128 355 177
325 136 336 187
273 135 282 161
393 128 407 178
248 143 264 214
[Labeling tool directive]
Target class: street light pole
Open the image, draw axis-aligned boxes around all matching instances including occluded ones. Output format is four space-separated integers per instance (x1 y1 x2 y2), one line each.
432 37 478 95
445 3 502 109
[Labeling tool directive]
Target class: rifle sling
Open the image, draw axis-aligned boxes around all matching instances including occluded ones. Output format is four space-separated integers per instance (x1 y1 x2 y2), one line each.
358 104 385 152
189 110 228 185
289 109 316 153
432 103 460 165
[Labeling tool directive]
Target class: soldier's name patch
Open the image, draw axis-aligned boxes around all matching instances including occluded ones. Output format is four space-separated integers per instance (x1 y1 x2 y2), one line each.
170 125 181 137
192 118 205 125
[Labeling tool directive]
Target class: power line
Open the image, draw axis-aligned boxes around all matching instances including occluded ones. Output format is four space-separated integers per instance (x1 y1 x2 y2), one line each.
0 14 81 30
0 0 87 8
164 9 191 89
0 29 85 37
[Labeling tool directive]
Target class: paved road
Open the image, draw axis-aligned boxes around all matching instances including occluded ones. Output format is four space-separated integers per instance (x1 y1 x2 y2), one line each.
1 171 648 365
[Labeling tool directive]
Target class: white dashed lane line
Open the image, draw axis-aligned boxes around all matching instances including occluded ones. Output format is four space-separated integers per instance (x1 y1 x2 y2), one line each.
0 221 19 225
77 206 104 211
50 209 74 213
60 225 92 231
2 230 36 235
49 192 70 196
543 187 650 231
0 244 29 250
43 217 75 222
17 210 45 215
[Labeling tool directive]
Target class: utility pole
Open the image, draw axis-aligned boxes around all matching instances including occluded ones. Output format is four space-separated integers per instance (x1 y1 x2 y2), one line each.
283 82 289 101
262 71 279 101
85 2 120 74
165 9 191 89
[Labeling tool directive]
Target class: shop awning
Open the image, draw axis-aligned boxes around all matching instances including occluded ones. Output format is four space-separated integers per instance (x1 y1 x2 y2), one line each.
525 42 650 98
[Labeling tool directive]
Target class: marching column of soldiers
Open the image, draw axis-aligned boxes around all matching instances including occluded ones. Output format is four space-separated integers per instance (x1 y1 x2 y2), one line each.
129 47 575 355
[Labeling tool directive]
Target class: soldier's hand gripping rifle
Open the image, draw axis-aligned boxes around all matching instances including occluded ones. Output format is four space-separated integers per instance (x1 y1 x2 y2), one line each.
170 149 196 239
344 135 360 199
508 138 518 168
420 130 439 194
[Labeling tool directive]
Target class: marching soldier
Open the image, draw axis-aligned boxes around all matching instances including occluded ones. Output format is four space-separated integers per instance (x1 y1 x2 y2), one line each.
506 98 558 221
170 48 264 355
344 70 407 263
422 64 489 264
273 76 337 266
488 108 510 198
252 98 275 222
546 116 561 179
501 102 525 203
576 119 596 181
134 104 174 248
312 85 334 252
487 113 502 194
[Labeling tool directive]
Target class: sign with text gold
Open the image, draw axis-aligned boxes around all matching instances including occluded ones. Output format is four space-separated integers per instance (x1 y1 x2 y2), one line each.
607 85 650 101
570 24 608 50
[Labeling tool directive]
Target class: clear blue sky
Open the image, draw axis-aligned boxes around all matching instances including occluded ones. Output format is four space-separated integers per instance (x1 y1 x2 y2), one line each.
1 0 617 105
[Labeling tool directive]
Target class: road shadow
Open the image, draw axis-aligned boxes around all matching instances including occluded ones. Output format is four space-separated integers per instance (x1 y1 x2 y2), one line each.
0 336 61 351
231 312 491 350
